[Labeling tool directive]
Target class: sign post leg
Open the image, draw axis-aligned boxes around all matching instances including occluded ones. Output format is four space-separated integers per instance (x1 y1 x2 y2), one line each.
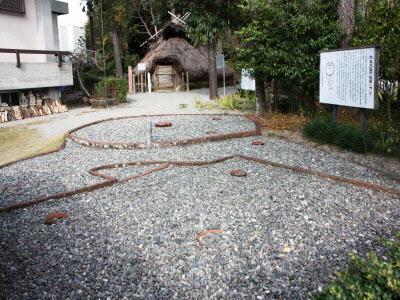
360 108 366 132
223 68 226 96
186 71 189 92
333 105 340 125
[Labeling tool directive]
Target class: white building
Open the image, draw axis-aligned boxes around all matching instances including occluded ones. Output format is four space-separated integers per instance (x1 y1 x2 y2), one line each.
59 25 85 51
0 0 73 106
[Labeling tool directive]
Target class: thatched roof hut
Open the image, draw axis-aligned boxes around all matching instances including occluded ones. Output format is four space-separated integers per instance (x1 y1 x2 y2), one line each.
137 20 233 91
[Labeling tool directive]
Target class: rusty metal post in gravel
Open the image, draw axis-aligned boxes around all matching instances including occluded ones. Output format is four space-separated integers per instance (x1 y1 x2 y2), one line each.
146 121 153 149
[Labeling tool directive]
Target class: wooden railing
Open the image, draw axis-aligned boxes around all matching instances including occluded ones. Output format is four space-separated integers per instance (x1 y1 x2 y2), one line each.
0 48 71 68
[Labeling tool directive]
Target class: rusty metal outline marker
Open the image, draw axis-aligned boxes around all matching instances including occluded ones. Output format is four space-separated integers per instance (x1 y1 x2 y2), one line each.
44 212 68 225
3 185 22 191
252 141 265 145
212 117 221 120
230 170 247 177
155 122 172 127
197 230 232 250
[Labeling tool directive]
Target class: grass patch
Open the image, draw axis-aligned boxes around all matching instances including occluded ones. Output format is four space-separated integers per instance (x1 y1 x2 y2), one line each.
193 95 217 110
0 124 65 165
193 93 256 111
77 111 97 115
303 118 340 144
24 120 53 126
178 104 188 109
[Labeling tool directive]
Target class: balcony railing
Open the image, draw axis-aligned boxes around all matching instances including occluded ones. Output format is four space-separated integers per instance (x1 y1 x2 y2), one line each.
0 48 71 68
0 0 25 15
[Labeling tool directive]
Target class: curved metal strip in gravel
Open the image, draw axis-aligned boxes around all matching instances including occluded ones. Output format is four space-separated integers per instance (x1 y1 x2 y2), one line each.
1 158 399 299
1 136 399 211
2 154 399 213
66 114 260 150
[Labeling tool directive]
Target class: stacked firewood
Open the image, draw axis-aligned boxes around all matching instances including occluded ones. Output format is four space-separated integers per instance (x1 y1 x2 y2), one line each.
0 100 68 123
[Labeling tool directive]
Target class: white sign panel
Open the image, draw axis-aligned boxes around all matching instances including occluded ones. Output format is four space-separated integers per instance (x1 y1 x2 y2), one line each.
138 63 146 71
320 46 379 109
216 54 225 69
241 69 255 91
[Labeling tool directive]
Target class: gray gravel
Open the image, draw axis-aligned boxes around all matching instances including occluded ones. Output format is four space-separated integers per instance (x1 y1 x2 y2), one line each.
0 86 237 139
73 115 255 143
1 131 398 208
1 156 399 299
1 89 399 299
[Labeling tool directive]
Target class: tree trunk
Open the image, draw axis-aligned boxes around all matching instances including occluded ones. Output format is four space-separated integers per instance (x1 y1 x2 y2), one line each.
255 72 267 115
76 66 91 97
387 80 393 122
272 77 278 112
111 23 123 78
208 41 218 100
337 0 355 48
87 1 95 50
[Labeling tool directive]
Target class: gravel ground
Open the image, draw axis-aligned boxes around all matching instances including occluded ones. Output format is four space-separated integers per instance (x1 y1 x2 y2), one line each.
0 87 237 139
1 89 400 299
1 156 399 299
73 115 255 143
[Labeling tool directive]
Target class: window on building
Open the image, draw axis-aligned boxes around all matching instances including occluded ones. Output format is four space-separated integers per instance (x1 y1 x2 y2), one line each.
0 92 19 106
0 0 25 15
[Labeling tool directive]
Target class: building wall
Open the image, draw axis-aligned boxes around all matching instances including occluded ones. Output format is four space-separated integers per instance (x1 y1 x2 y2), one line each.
0 0 62 63
59 25 85 51
0 0 71 103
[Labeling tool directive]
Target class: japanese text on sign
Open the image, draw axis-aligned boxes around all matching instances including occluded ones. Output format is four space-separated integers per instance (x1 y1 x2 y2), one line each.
319 46 378 109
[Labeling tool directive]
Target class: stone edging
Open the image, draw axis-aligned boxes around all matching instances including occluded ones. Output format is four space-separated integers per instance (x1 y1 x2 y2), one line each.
1 154 399 213
65 114 261 150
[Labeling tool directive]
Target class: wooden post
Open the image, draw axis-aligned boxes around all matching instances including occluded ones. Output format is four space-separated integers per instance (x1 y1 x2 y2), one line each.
141 72 144 93
360 108 366 132
133 73 136 94
223 67 226 96
128 66 133 94
144 71 147 92
186 71 189 92
333 105 340 125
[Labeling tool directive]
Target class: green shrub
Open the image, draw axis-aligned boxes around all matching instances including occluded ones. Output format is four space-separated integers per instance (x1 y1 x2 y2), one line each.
95 78 128 103
216 94 244 110
303 118 375 154
303 118 341 144
83 74 101 94
236 89 256 101
335 125 375 154
312 232 400 299
368 121 400 155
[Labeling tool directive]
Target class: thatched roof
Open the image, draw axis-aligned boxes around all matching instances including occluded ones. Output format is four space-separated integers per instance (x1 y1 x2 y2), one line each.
137 37 234 80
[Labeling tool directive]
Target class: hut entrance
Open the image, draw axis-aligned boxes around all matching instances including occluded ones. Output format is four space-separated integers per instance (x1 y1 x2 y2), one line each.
155 65 175 90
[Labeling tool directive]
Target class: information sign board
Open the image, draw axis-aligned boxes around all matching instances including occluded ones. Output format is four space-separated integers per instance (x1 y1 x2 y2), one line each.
241 69 255 91
216 54 225 69
319 46 379 109
138 63 146 71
